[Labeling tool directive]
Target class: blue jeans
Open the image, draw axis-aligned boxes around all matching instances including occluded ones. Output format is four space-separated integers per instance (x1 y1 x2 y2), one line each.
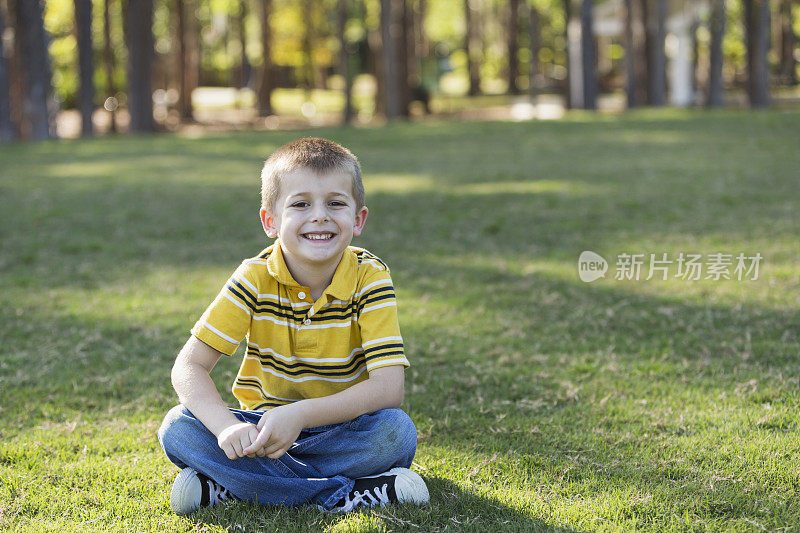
157 405 417 510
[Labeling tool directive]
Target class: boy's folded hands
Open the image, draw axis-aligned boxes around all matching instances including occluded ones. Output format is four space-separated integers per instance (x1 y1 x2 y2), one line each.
245 403 305 459
216 404 305 460
216 422 266 460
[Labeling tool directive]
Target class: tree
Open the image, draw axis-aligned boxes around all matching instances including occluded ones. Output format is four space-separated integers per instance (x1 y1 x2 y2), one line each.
580 0 596 109
236 0 250 89
0 5 14 142
338 0 354 124
256 0 274 116
707 0 725 107
623 0 644 108
301 0 315 93
175 0 197 121
743 0 770 107
74 0 94 136
380 0 402 118
464 0 480 96
507 0 520 94
779 0 796 85
646 0 666 106
407 0 428 113
399 0 412 116
527 3 541 96
126 0 154 132
103 0 118 132
562 0 573 108
15 0 52 140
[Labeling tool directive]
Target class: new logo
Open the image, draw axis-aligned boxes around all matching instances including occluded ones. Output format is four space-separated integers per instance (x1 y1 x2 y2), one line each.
578 251 608 282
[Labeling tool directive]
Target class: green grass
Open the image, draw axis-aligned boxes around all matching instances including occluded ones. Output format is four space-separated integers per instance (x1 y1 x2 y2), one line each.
1 109 799 532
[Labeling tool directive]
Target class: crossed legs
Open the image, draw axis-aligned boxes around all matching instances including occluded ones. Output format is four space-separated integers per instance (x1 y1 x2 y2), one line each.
157 405 417 510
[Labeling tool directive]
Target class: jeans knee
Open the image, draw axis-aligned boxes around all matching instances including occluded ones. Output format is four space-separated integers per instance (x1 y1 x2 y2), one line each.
366 408 417 466
158 404 192 454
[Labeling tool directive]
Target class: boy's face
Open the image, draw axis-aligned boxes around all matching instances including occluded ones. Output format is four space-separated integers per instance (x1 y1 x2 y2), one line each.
260 168 368 275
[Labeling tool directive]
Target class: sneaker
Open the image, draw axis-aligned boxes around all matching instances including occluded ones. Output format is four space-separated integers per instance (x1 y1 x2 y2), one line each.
329 467 429 512
170 468 235 515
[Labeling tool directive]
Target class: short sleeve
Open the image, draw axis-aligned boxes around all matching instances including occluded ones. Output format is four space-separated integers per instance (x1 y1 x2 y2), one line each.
190 263 256 356
356 266 410 371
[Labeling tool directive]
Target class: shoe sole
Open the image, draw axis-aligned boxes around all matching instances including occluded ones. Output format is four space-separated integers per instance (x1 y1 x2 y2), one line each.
170 468 201 515
385 467 430 505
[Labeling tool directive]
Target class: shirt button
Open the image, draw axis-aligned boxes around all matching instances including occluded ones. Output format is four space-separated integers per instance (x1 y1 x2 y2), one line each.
303 318 311 326
297 291 306 300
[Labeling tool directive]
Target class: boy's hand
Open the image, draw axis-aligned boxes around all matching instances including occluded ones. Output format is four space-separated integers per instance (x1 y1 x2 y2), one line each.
242 404 305 459
217 422 267 460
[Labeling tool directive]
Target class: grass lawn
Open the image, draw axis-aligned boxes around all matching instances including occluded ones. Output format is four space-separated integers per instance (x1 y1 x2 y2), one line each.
1 109 799 532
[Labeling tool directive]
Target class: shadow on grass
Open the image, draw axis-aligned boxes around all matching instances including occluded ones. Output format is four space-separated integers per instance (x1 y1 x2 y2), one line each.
184 476 581 532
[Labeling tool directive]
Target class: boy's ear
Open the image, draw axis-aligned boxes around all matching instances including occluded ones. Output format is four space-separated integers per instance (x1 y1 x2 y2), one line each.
352 206 369 237
260 208 278 238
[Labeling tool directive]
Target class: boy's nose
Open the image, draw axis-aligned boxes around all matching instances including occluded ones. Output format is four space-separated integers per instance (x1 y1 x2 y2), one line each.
310 204 329 222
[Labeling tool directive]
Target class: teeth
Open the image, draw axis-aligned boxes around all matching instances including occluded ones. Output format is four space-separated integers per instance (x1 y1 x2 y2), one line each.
305 233 333 240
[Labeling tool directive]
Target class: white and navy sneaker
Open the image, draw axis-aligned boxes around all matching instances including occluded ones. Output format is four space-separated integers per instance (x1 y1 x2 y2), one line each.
330 467 429 513
170 468 235 515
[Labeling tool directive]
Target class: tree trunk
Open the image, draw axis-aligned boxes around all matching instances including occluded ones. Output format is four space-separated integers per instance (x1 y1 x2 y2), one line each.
744 0 771 107
74 0 94 136
406 0 419 95
380 0 400 118
338 0 354 124
175 0 198 120
302 0 315 94
103 0 117 131
507 0 520 94
238 0 250 89
256 0 273 116
527 4 540 95
399 0 411 116
176 0 188 119
9 0 25 138
464 0 479 96
562 0 572 109
647 0 666 106
623 0 637 107
691 18 699 97
16 0 51 140
707 0 725 107
743 0 754 99
417 0 429 55
126 0 154 132
780 0 796 85
637 0 654 105
580 0 596 109
0 6 15 142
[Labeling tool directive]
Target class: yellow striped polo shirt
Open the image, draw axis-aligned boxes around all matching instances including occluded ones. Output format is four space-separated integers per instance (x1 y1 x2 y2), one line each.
190 243 409 410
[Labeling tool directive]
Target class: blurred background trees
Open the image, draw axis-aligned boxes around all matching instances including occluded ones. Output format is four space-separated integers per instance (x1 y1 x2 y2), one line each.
0 0 797 141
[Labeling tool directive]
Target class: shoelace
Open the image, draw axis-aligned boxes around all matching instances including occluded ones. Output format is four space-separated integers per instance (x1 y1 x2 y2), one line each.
345 483 390 510
206 479 231 505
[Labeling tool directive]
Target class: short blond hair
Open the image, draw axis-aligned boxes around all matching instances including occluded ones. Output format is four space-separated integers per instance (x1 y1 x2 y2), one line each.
260 137 364 212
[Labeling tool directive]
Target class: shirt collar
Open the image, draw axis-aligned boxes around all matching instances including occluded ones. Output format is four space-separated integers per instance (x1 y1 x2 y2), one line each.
266 242 357 300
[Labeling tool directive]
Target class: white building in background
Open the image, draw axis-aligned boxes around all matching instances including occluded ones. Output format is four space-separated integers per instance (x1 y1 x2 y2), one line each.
569 0 709 108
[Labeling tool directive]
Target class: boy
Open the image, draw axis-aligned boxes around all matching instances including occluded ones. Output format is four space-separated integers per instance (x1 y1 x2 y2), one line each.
158 137 428 515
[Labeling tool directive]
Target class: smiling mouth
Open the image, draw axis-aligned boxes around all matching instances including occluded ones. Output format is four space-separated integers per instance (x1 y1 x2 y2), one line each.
302 233 335 241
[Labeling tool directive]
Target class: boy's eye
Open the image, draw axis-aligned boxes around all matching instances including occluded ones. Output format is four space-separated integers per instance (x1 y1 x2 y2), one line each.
329 201 346 207
291 201 309 208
